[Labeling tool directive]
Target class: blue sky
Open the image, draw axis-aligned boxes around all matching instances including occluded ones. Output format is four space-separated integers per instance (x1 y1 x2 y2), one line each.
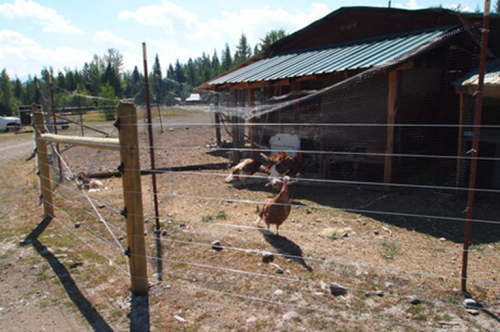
0 0 485 80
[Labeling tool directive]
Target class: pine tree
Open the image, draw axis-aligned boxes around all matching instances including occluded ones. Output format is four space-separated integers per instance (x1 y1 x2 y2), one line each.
257 29 288 52
0 69 13 115
212 49 221 77
234 33 252 66
151 54 163 104
221 43 233 72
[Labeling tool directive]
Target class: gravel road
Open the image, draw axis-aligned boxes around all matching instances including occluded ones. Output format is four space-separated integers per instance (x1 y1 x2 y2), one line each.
0 132 35 164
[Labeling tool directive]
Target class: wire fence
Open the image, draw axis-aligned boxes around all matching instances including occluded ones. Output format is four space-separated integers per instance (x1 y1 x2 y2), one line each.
25 73 500 330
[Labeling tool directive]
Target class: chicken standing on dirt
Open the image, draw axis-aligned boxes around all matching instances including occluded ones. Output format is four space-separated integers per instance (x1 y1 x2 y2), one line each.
225 158 262 183
255 176 291 235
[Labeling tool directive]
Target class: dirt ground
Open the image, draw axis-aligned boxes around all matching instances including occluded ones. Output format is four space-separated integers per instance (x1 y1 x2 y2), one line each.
1 107 500 331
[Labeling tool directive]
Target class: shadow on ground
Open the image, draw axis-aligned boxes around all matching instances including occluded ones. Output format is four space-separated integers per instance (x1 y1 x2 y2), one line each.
258 228 312 272
20 217 114 331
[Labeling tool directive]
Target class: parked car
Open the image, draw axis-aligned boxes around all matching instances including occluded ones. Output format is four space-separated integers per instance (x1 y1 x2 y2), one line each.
0 115 21 132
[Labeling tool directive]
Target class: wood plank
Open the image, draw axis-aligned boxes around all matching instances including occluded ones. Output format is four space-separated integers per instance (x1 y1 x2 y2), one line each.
41 133 120 151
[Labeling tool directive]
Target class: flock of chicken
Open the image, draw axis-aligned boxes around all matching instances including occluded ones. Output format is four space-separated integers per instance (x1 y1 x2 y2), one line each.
225 152 301 235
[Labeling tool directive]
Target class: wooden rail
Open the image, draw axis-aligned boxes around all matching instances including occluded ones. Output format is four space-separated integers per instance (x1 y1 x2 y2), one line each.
40 133 120 151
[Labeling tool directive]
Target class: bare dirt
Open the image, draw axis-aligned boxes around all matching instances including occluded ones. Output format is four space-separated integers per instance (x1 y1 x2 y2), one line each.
1 108 500 331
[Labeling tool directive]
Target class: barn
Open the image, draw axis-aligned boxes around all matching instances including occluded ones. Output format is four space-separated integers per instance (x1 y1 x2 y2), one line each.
198 6 500 188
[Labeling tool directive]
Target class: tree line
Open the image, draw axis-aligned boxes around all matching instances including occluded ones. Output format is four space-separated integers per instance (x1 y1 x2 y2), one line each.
0 30 287 117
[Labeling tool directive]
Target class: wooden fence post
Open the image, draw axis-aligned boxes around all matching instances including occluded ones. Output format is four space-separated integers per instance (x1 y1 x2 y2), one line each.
34 107 54 218
117 102 149 295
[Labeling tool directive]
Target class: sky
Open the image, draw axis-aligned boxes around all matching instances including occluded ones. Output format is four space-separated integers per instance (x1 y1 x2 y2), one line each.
0 0 486 80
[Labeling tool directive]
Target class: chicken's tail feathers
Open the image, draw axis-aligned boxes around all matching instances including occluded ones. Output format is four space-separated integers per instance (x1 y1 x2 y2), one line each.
254 216 262 225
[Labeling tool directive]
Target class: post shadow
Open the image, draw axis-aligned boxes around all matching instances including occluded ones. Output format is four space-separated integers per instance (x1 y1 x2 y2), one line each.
20 217 113 331
258 228 313 272
129 293 150 332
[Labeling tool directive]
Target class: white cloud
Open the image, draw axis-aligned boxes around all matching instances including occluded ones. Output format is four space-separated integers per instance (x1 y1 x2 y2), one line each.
119 2 330 57
394 1 474 12
94 31 134 49
118 1 201 34
0 30 91 77
0 0 84 35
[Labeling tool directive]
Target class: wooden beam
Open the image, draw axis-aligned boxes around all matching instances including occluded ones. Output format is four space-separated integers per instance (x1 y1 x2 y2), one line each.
271 78 291 86
383 61 414 75
34 110 54 218
116 102 148 295
296 75 318 82
228 82 249 90
456 93 465 188
384 70 398 183
41 133 120 151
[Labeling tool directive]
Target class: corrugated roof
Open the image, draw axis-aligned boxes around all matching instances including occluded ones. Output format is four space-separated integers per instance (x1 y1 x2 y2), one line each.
208 26 455 86
453 61 500 87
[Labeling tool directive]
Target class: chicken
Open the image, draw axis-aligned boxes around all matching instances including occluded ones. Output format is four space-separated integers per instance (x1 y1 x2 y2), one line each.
261 152 301 177
76 172 107 191
225 158 262 182
255 176 291 235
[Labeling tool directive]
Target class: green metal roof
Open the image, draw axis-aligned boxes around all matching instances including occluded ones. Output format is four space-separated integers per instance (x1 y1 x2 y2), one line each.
208 26 455 86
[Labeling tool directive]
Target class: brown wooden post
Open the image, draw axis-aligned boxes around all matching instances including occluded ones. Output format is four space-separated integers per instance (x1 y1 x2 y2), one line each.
117 102 149 295
34 108 54 218
456 93 465 188
248 88 256 159
214 94 221 146
384 70 398 183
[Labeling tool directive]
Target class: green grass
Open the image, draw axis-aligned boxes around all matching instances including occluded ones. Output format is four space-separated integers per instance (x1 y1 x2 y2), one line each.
381 242 399 260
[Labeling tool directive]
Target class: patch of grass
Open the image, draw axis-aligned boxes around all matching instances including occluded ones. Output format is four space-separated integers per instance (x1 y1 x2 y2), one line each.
36 265 50 282
215 210 227 220
381 242 399 260
201 214 214 222
470 244 485 253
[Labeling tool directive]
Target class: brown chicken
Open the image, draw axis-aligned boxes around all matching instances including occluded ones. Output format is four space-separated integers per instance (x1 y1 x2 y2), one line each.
261 152 301 177
225 158 262 183
255 176 291 235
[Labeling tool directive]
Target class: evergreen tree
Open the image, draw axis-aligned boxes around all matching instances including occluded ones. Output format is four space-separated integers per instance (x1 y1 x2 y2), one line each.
151 54 163 104
221 43 233 72
57 71 66 90
174 59 185 84
234 33 252 66
101 63 122 97
257 29 288 52
212 49 221 77
0 69 14 115
13 78 22 100
185 58 196 87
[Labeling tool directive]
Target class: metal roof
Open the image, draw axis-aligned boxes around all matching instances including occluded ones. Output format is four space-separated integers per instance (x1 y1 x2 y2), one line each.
453 61 500 87
208 27 455 86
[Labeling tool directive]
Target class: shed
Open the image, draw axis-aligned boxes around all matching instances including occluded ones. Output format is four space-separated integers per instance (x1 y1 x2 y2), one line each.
198 6 499 186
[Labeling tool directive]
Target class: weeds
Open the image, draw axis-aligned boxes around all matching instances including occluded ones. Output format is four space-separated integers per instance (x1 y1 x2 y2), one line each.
381 242 399 259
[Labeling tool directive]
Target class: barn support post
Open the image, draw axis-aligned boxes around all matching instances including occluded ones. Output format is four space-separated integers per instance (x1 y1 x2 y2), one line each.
34 108 54 219
248 88 256 159
461 0 491 293
116 102 149 295
213 94 222 146
230 89 241 163
456 93 465 188
384 70 398 183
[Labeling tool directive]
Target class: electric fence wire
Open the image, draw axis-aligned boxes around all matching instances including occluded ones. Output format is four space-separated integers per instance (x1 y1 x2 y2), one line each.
36 163 500 258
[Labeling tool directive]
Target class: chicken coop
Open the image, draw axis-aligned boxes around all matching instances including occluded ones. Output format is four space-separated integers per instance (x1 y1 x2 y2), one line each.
199 7 500 188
